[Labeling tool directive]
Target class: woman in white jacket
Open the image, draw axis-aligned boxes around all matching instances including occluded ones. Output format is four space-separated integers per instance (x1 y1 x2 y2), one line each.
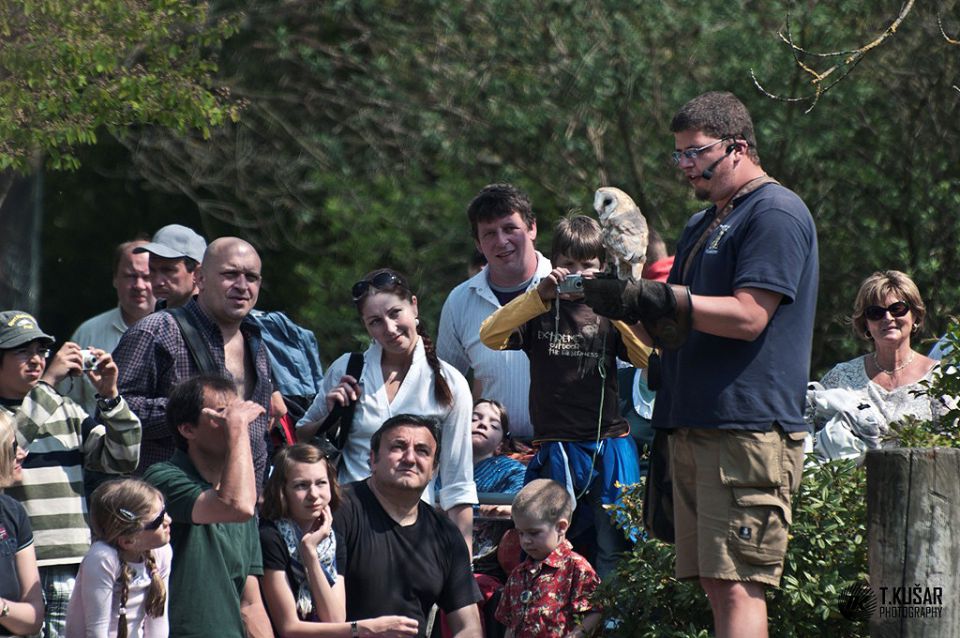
297 269 476 548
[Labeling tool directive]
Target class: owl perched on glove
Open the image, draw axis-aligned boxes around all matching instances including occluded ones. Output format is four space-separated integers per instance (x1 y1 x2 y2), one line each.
593 186 649 283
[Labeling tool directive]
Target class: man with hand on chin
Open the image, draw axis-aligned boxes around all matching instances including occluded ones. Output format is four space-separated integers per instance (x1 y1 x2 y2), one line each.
334 414 482 637
0 310 141 637
583 91 818 638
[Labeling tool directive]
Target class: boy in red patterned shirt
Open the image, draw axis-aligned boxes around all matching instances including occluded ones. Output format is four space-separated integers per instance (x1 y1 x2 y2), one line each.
495 479 602 637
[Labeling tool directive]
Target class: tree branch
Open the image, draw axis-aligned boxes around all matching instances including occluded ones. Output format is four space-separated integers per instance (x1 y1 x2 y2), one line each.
752 0 916 112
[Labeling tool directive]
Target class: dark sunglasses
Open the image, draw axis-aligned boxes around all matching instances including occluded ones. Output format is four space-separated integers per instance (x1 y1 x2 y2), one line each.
864 301 910 322
118 504 167 530
351 272 407 302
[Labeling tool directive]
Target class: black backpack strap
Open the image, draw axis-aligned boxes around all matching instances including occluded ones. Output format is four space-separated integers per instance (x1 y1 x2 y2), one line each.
167 307 218 374
334 352 365 448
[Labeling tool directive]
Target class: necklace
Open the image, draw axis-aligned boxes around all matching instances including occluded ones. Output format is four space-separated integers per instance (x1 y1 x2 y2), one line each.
872 351 914 375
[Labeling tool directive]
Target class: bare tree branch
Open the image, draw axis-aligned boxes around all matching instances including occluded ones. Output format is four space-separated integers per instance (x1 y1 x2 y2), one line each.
753 0 916 112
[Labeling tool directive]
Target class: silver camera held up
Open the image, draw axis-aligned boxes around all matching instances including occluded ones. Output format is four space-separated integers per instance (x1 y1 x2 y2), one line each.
557 274 584 294
79 349 99 371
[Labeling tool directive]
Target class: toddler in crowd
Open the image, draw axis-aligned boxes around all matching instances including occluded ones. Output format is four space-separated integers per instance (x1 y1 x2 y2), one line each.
65 479 172 638
480 214 648 578
495 479 600 637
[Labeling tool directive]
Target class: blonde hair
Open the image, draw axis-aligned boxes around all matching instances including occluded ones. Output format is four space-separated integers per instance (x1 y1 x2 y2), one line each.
512 479 573 524
851 270 926 340
0 413 16 488
89 479 167 637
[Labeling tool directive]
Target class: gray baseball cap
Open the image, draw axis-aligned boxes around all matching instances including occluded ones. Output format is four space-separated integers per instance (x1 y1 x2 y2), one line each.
134 224 207 263
0 311 55 349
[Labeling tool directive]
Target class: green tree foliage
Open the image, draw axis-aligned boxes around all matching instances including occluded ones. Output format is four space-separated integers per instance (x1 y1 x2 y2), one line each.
596 459 869 637
0 0 239 171
38 0 960 368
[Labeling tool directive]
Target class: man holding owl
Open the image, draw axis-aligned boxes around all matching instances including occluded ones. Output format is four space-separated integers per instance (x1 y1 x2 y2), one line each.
585 91 819 638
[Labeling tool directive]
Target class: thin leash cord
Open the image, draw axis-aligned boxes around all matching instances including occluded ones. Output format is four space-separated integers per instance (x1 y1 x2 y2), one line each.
554 290 606 503
574 355 605 502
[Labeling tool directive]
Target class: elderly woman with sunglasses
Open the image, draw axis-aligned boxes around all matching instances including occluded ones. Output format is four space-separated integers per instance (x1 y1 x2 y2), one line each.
296 269 477 549
819 271 942 427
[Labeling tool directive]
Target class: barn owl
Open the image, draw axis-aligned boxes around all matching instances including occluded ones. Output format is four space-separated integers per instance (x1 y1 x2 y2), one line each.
593 186 648 283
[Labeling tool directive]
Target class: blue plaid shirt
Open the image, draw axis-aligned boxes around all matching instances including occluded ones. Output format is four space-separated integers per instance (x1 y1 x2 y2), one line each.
114 298 273 487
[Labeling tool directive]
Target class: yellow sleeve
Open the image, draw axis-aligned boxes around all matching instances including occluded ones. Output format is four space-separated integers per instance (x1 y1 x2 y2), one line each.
479 288 550 350
612 320 651 368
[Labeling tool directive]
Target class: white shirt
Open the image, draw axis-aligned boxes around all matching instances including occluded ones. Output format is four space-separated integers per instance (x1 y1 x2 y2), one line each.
437 252 552 438
297 339 477 510
59 307 129 416
65 541 172 638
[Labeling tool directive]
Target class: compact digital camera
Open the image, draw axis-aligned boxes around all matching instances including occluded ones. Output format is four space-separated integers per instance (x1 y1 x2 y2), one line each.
557 274 584 294
79 349 99 371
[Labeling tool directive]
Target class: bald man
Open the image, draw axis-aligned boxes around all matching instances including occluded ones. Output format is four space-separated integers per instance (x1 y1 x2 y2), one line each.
114 237 275 486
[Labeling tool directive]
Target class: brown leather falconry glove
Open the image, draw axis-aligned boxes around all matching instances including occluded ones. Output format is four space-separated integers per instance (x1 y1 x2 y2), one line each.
582 275 693 349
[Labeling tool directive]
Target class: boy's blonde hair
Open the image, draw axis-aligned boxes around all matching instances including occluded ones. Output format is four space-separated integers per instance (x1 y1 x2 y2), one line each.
512 478 573 524
550 214 605 264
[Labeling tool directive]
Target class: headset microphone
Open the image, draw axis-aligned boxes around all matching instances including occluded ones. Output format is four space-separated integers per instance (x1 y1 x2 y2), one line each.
701 144 737 180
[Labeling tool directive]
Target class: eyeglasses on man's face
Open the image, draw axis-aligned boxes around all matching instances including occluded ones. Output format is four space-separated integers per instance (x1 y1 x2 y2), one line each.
10 345 51 363
671 139 726 166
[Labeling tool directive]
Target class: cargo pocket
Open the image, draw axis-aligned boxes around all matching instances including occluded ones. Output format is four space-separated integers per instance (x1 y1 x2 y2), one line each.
728 487 789 566
718 430 783 488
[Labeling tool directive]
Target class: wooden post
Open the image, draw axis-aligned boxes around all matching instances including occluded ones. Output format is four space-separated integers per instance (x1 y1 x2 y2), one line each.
866 448 960 637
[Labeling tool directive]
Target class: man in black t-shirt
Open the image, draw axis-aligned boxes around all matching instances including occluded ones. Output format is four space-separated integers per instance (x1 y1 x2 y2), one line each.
333 414 482 637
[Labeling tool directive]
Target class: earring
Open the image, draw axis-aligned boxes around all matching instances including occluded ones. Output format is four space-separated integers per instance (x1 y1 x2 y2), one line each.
865 330 872 340
912 323 920 333
415 318 420 326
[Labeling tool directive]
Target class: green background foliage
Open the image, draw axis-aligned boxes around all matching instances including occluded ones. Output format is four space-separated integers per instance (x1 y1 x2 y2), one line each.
13 0 959 375
596 459 869 637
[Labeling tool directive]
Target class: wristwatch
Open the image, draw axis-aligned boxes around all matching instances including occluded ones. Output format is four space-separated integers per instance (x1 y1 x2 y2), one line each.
350 621 359 637
95 394 123 412
0 598 10 617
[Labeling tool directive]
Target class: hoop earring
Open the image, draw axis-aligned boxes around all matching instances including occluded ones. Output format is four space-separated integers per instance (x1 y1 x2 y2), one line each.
864 330 872 340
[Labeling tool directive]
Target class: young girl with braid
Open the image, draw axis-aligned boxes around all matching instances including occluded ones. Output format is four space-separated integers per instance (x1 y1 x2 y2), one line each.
297 268 477 550
65 479 172 637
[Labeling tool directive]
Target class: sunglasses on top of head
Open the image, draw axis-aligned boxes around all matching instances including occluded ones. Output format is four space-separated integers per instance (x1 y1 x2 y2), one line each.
864 301 910 322
351 272 407 302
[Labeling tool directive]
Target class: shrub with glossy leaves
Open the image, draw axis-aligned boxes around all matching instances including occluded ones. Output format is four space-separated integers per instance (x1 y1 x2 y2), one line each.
596 458 868 637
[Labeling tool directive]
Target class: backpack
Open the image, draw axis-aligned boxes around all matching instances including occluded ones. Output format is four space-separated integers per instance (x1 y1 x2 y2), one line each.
168 307 325 448
247 309 325 421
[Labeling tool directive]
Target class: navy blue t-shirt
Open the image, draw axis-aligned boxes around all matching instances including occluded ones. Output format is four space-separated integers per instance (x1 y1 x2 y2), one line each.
0 493 33 638
652 182 818 433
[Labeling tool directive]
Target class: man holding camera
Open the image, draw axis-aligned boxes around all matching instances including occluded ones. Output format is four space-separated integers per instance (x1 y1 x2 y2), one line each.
0 311 141 637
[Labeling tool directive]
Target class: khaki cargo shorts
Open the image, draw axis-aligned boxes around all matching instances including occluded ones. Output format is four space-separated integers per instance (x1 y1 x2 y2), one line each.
669 426 805 586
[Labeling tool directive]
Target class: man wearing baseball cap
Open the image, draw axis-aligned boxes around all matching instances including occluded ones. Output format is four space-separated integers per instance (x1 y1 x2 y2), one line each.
0 311 141 637
134 223 207 309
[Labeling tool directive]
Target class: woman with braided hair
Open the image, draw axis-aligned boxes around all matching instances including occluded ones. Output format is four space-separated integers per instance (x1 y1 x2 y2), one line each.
297 268 477 550
65 479 171 637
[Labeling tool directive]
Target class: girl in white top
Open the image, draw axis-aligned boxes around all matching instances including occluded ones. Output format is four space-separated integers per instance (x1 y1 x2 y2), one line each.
297 269 477 549
65 479 172 638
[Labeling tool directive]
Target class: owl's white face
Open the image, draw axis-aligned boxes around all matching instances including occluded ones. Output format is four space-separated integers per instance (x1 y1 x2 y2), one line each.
594 189 618 223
